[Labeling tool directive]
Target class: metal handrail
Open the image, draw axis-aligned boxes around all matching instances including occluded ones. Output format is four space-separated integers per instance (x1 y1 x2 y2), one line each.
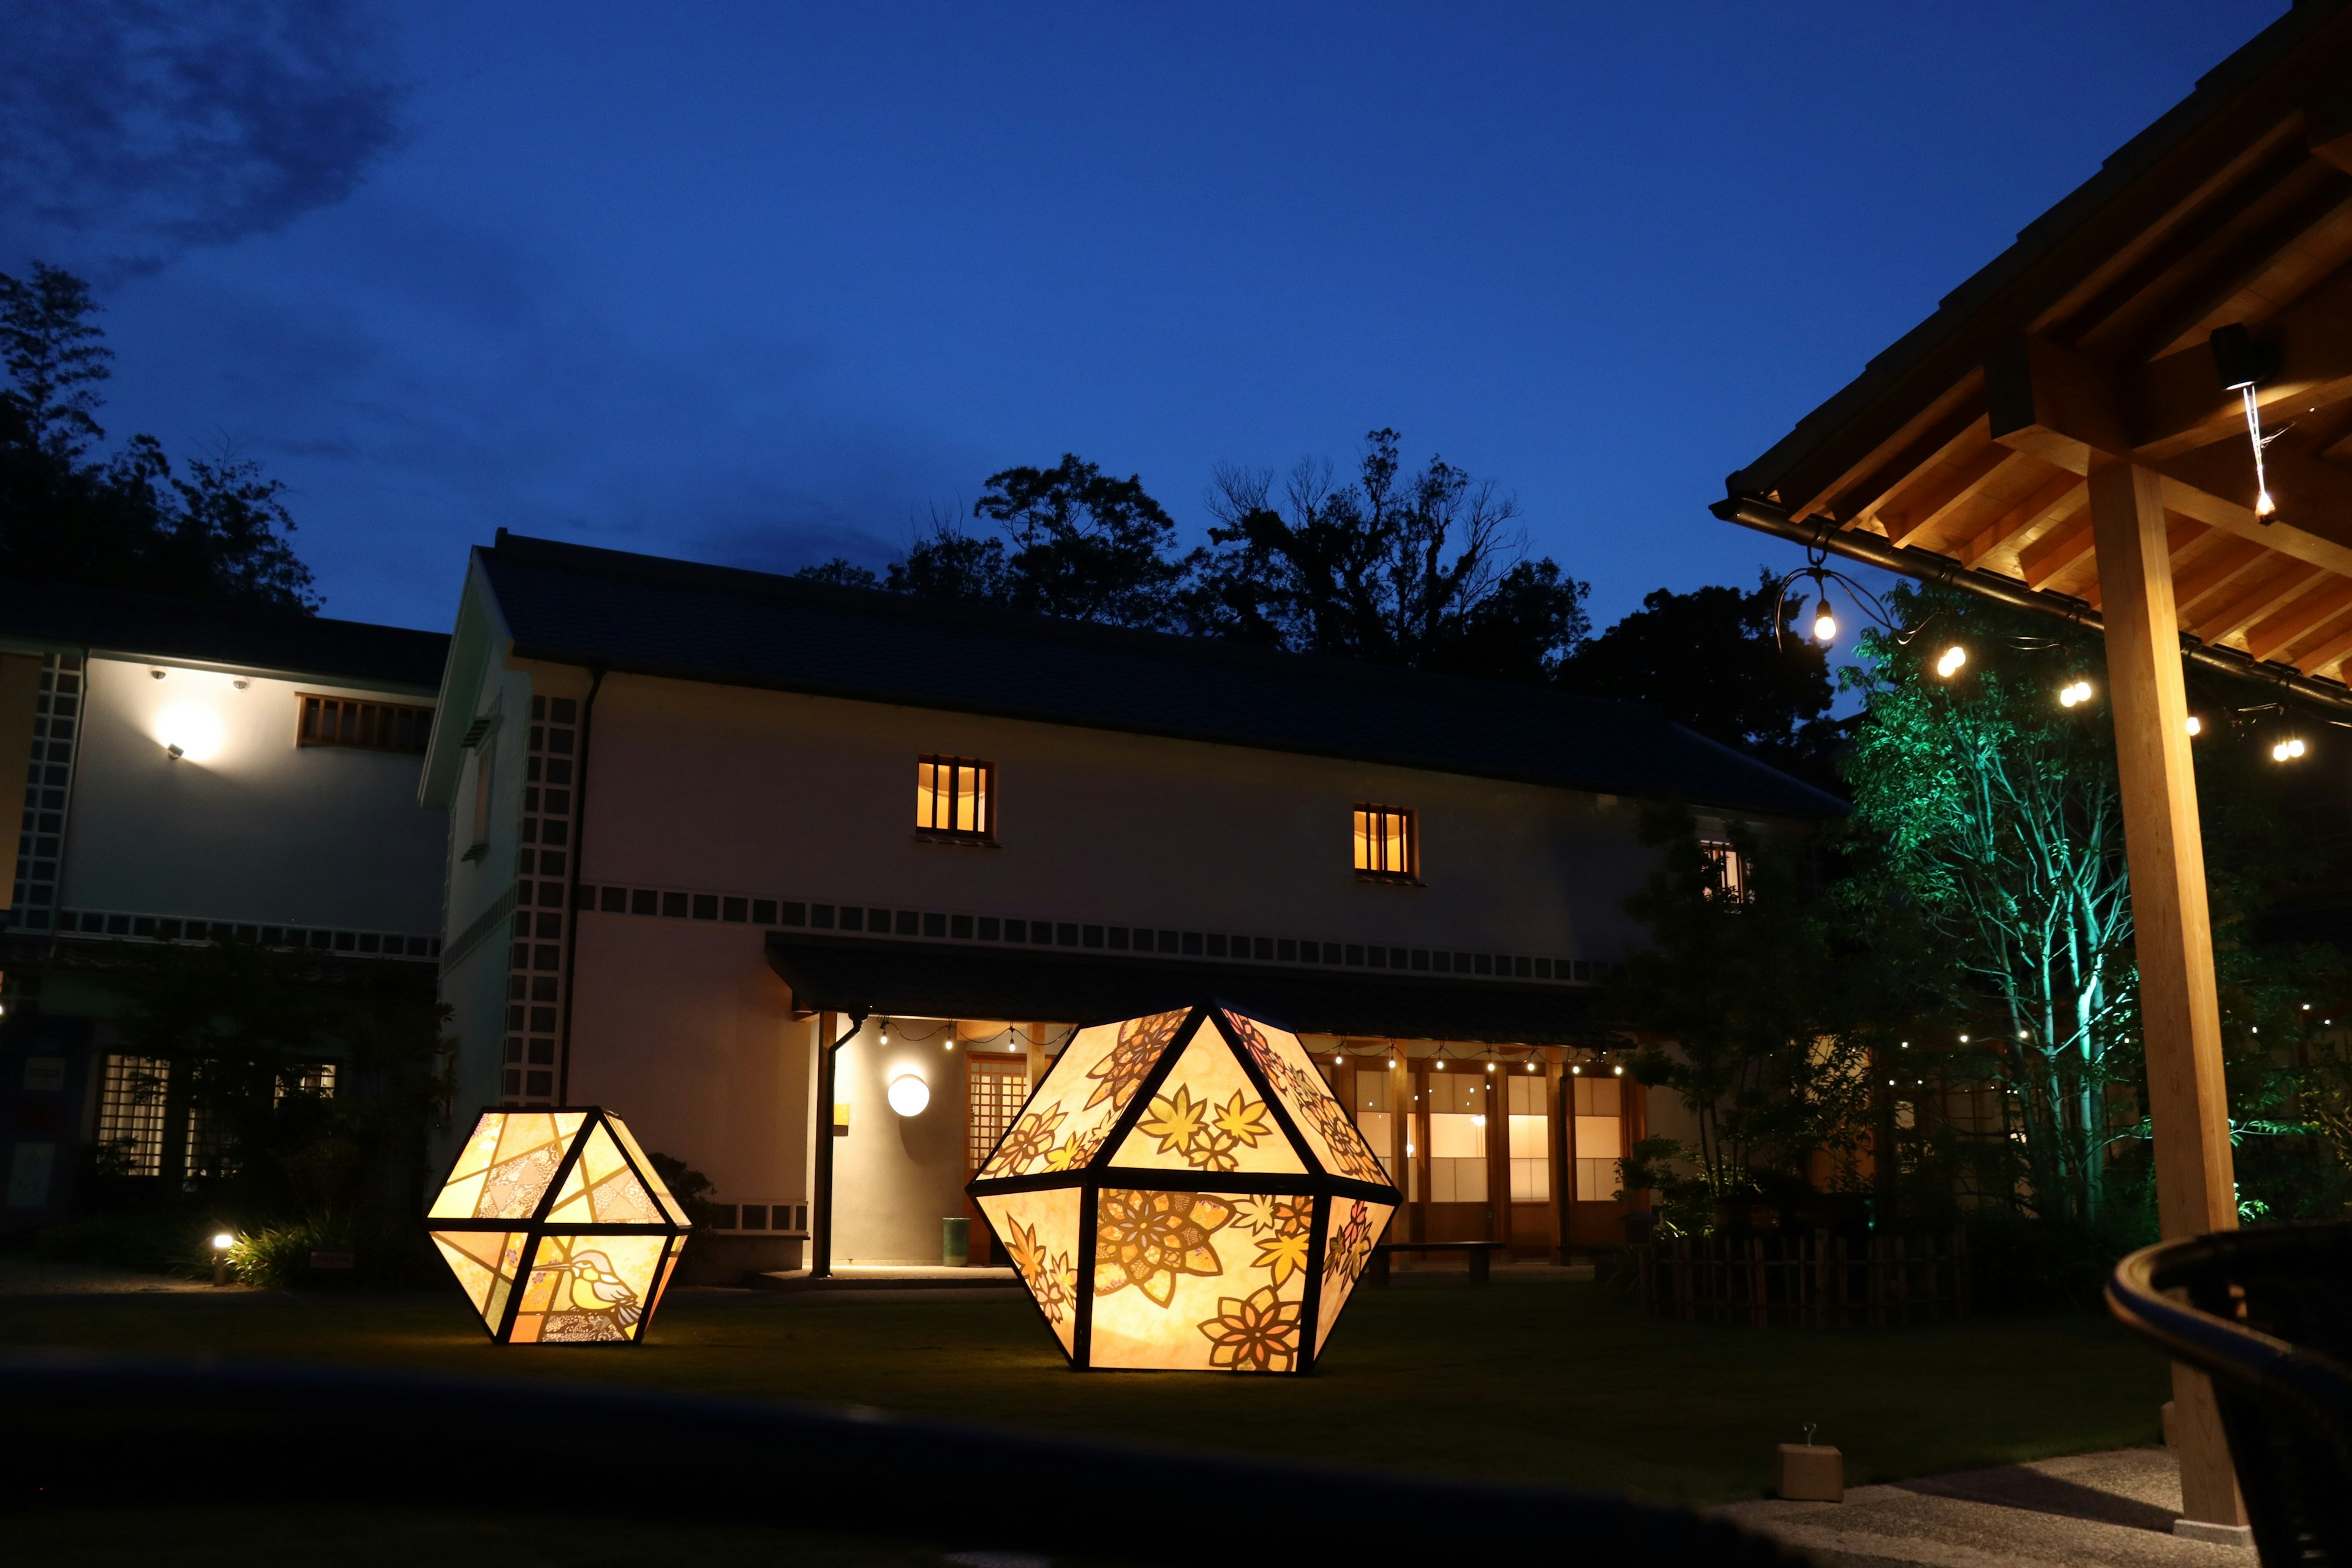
0 1350 1804 1566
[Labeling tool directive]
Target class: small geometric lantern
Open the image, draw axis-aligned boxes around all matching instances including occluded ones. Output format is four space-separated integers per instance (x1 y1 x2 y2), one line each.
968 1003 1399 1374
427 1107 691 1344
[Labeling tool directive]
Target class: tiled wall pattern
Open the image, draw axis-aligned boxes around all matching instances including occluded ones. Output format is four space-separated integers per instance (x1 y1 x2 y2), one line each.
50 912 438 959
504 696 580 1105
557 880 1607 985
7 652 83 934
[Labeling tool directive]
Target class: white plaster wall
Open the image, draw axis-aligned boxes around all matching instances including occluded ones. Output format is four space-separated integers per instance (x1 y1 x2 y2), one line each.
573 673 1685 963
562 913 812 1215
829 1016 969 1264
62 656 447 932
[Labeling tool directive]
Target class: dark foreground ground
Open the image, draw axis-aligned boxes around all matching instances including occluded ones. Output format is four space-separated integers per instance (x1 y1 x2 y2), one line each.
0 1261 2169 1564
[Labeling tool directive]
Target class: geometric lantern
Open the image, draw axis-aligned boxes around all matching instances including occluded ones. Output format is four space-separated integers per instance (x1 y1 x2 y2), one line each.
426 1107 692 1345
967 1003 1399 1374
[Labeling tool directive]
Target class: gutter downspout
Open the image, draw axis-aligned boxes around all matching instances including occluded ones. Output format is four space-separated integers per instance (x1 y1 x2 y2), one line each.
810 1009 866 1279
555 666 604 1106
1711 494 2352 718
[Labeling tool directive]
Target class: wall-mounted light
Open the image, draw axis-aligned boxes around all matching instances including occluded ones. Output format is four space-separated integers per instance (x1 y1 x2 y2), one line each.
156 705 225 763
887 1071 929 1117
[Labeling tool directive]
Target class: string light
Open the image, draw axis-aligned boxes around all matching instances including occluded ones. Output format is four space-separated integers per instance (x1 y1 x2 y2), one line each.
1934 645 1967 678
2185 715 2203 737
879 1020 889 1046
1611 1065 1624 1077
1812 597 1838 644
2058 679 2094 708
2272 735 2307 762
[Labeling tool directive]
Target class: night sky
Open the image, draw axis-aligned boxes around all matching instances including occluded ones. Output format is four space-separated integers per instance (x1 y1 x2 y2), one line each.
2 1 2283 633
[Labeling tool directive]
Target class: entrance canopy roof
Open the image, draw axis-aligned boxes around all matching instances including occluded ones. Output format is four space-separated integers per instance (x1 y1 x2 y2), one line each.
766 935 1603 1046
1718 2 2352 712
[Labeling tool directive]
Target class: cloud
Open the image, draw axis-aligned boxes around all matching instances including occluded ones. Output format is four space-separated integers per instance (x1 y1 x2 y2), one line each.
0 0 407 276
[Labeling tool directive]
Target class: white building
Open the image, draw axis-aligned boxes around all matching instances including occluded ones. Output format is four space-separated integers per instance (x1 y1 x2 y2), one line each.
0 580 451 1227
423 533 1841 1280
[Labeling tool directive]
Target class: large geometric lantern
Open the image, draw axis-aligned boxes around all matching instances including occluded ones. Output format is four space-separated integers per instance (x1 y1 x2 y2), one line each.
968 1003 1399 1374
427 1107 692 1345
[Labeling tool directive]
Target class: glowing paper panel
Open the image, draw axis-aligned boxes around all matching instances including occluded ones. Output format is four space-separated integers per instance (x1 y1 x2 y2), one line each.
427 1106 690 1344
968 1004 1400 1374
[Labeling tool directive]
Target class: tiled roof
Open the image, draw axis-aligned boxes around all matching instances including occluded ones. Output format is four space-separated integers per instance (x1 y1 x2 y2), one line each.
766 935 1606 1045
479 530 1845 819
0 577 450 691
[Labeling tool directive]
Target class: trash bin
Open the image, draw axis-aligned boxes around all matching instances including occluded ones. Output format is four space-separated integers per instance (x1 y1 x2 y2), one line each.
2107 1220 2352 1562
941 1216 969 1267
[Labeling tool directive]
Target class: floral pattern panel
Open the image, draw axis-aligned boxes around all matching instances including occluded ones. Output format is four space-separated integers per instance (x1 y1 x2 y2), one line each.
1105 1025 1305 1175
1312 1199 1394 1357
978 1008 1193 1179
976 1187 1084 1355
1089 1187 1309 1372
1221 1011 1389 1186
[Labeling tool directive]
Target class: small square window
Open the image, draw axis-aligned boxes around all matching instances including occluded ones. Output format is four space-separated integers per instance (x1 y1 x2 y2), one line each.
1082 924 1103 948
752 899 778 925
1003 919 1024 943
950 914 972 940
601 886 627 913
1055 922 1077 946
1474 954 1494 976
1321 943 1341 965
1255 937 1274 960
1346 944 1365 967
979 916 1001 941
1278 939 1297 962
924 912 947 938
914 755 995 842
692 894 719 921
1352 804 1417 881
812 904 835 929
662 891 688 918
1107 927 1130 951
1206 934 1227 957
631 888 657 916
723 897 748 923
1157 930 1178 954
1412 949 1430 970
894 910 918 936
839 907 864 932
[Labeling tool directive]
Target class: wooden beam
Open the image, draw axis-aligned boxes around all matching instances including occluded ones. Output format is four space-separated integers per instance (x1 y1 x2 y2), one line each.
1833 409 1989 531
1988 334 2131 474
1883 443 2028 548
2246 577 2352 662
2158 441 2352 579
2132 263 2352 459
1961 472 2082 566
2191 559 2323 647
2293 611 2352 676
2018 512 2097 589
2086 461 2244 1536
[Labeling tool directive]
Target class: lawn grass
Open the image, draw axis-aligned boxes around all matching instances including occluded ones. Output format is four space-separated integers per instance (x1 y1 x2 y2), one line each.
0 1271 2166 1506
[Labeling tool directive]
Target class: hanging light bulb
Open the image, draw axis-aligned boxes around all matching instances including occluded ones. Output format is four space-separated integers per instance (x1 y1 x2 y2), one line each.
878 1019 889 1046
2185 715 2203 737
2058 679 2094 708
2272 735 2307 762
1934 645 1967 678
1812 597 1838 644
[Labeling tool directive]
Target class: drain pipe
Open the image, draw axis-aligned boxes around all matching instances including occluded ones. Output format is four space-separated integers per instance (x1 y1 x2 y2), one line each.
554 666 604 1106
1711 494 2352 718
809 1009 866 1278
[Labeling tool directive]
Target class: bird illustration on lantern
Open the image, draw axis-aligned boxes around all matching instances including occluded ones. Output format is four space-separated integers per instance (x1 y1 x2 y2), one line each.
427 1106 692 1344
968 1002 1399 1373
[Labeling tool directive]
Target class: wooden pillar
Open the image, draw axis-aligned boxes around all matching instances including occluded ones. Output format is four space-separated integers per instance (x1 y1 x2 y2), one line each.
2087 461 2244 1532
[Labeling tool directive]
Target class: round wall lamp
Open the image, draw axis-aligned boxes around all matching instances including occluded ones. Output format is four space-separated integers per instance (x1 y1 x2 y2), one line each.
886 1072 930 1117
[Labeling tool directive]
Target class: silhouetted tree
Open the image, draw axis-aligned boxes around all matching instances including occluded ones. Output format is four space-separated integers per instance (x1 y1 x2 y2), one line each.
1194 428 1588 679
0 262 317 610
1559 575 1838 784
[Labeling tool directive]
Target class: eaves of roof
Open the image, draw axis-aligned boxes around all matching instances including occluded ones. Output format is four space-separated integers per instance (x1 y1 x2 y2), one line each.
765 933 1609 1046
0 576 451 692
1727 0 2348 503
475 531 1846 821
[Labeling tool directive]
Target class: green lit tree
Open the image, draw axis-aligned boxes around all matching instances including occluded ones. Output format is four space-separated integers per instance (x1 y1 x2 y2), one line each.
1840 587 2136 1226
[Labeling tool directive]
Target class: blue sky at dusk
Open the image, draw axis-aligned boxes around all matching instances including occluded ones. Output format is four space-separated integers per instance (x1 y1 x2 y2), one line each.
2 1 2285 631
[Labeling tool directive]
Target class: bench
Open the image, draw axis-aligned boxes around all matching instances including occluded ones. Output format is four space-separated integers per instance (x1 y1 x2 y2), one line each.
1369 1240 1508 1286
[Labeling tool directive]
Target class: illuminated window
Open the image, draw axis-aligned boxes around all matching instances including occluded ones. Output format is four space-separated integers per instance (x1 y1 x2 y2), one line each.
96 1055 169 1177
1355 1069 1395 1182
1352 804 1416 881
1507 1073 1550 1201
965 1052 1028 1174
299 695 433 755
916 755 994 842
1700 839 1746 903
1425 1072 1487 1202
1573 1075 1623 1201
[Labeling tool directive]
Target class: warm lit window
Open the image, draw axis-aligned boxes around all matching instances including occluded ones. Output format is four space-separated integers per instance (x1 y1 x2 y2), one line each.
1573 1075 1623 1201
1507 1074 1550 1201
1425 1072 1486 1202
300 695 433 755
1354 1071 1395 1182
1700 840 1746 903
96 1054 169 1177
916 755 994 841
966 1053 1028 1174
1352 804 1416 881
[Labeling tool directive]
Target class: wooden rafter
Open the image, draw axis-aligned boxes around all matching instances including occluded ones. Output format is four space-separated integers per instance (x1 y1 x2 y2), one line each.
1961 471 2084 565
2245 576 2352 660
2192 559 2323 646
1883 443 2024 548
